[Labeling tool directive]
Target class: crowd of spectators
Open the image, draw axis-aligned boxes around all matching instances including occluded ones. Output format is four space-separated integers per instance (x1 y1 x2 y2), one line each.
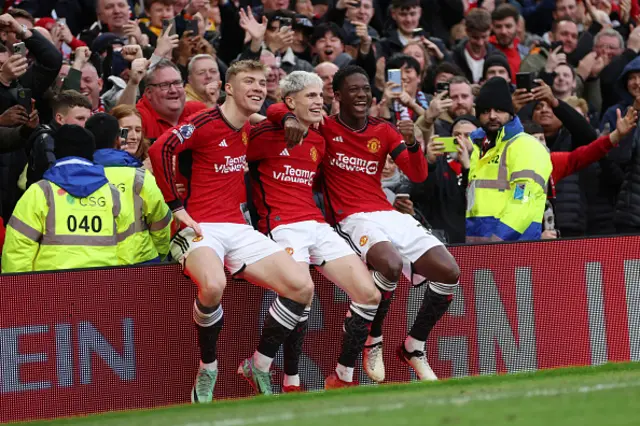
0 0 639 266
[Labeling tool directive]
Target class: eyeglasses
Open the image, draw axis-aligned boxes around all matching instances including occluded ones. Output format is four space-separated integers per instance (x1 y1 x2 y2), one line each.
595 44 620 51
147 80 184 91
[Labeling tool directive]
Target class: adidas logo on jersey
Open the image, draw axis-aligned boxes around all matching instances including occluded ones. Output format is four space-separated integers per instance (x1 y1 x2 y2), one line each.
219 139 228 147
333 136 344 142
280 148 290 156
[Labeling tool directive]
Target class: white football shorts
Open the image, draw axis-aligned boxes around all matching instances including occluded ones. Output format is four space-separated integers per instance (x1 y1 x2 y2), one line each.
270 220 355 265
336 209 443 264
171 222 282 274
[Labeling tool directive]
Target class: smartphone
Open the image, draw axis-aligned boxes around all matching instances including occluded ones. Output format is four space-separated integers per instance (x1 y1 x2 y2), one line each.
13 42 26 56
57 18 66 26
550 40 563 52
279 17 293 28
516 72 535 92
434 137 458 153
162 19 177 36
387 69 402 93
185 19 199 36
351 1 362 7
436 82 449 94
16 88 32 114
412 27 424 36
120 128 129 141
395 193 411 201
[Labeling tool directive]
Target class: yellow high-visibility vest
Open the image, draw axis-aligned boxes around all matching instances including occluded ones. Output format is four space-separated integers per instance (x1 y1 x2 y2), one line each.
2 180 123 272
105 166 172 264
466 117 552 242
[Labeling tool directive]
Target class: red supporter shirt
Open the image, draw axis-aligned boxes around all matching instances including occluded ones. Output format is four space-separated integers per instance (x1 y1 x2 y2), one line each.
247 121 326 234
136 95 207 140
148 106 251 224
489 35 521 81
267 104 429 224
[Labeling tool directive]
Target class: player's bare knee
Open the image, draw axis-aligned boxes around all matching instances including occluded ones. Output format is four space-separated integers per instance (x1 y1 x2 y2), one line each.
442 261 461 284
365 285 382 306
198 272 226 304
287 274 314 305
383 258 403 282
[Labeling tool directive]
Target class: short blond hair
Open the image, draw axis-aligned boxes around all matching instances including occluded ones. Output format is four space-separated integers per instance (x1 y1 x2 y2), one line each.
565 96 588 116
225 60 268 83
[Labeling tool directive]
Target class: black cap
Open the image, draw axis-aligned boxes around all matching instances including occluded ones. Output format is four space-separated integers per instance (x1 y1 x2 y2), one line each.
54 125 96 161
475 77 515 117
85 113 121 150
482 53 510 79
91 33 126 55
452 114 481 129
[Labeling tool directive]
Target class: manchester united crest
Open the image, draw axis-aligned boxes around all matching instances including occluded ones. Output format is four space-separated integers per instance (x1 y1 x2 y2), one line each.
310 146 318 162
242 131 248 146
285 247 295 255
193 236 204 242
367 138 381 153
359 236 369 246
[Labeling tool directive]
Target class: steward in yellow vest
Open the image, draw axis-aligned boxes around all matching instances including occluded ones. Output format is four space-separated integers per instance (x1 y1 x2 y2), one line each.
86 113 171 264
2 125 129 273
466 78 552 242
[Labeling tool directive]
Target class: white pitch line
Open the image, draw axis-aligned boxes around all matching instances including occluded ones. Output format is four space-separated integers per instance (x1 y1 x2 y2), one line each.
183 380 640 426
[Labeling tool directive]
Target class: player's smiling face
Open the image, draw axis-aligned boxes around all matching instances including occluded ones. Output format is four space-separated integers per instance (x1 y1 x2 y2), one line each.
231 70 267 114
285 84 324 126
335 73 372 119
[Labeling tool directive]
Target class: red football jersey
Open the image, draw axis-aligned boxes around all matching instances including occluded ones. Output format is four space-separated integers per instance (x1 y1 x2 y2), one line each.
247 121 326 234
148 106 251 225
267 103 428 224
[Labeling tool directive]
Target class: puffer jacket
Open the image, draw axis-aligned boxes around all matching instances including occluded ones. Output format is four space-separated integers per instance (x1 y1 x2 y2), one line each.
615 126 640 232
546 128 588 236
595 57 640 234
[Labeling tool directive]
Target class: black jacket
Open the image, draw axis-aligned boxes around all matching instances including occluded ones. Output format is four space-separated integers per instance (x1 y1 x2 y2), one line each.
614 126 640 232
0 125 36 222
519 99 599 236
412 156 467 243
419 0 465 48
25 120 61 189
0 31 62 224
450 40 499 83
18 0 97 36
0 31 63 114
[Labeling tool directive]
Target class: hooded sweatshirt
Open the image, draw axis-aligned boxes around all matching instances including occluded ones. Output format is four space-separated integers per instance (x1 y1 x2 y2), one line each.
43 157 108 198
600 56 640 137
93 149 143 168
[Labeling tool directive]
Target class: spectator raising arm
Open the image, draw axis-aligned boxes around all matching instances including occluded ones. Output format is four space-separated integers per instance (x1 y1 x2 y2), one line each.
118 58 150 107
238 7 268 59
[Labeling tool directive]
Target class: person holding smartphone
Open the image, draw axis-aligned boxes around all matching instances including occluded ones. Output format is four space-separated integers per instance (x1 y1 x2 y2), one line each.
379 55 429 122
414 115 479 244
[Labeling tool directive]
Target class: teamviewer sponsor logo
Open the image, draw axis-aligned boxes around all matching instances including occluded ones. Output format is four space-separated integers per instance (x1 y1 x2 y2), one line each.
273 165 316 186
330 153 378 175
215 155 246 173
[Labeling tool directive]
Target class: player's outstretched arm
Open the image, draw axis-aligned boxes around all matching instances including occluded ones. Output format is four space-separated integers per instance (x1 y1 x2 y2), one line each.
392 120 428 183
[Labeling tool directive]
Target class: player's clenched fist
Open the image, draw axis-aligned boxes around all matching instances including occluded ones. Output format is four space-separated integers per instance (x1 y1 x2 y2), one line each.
283 116 306 149
397 120 415 144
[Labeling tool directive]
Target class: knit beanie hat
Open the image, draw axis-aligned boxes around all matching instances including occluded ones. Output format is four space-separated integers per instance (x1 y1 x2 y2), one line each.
85 113 120 150
54 125 96 161
482 53 510 80
475 77 515 118
452 114 481 130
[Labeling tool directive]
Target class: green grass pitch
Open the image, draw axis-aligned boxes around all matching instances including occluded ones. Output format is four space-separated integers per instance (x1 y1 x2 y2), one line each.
15 362 640 426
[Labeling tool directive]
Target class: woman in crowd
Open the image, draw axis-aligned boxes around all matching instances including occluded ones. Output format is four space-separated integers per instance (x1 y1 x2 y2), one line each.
110 104 150 168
